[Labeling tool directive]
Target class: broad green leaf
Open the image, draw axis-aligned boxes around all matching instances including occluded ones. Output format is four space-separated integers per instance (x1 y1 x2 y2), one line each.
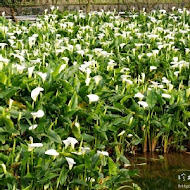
22 185 32 190
0 72 7 85
61 80 73 92
70 179 88 186
0 135 5 144
46 129 62 144
59 166 67 185
0 153 8 162
120 155 130 165
131 138 142 145
68 92 78 110
108 157 117 175
81 133 94 142
72 125 81 139
146 89 157 109
183 110 190 118
41 173 58 183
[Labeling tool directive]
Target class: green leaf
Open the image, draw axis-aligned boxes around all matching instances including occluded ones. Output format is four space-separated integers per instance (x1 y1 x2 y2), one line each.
131 138 142 145
22 185 32 190
46 129 62 144
91 154 99 168
81 133 94 142
59 166 67 185
146 89 157 109
70 179 88 186
0 72 7 85
41 173 58 183
0 153 8 162
74 75 80 92
68 92 78 110
108 157 117 175
0 87 19 99
52 64 64 78
0 117 19 135
61 80 73 92
0 135 5 144
120 155 130 165
183 110 190 118
72 125 81 139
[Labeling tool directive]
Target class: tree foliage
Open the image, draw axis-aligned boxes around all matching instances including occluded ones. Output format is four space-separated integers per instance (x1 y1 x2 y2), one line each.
1 0 22 7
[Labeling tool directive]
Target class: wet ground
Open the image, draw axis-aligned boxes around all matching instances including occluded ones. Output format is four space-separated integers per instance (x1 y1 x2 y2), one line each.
128 152 190 190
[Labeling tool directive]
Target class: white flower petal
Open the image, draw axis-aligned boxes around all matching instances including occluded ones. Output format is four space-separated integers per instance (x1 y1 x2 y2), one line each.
45 149 59 156
31 110 44 118
138 101 148 108
134 92 144 99
66 157 76 170
87 94 99 102
29 124 38 130
162 93 171 99
97 150 109 156
28 143 43 148
31 87 44 101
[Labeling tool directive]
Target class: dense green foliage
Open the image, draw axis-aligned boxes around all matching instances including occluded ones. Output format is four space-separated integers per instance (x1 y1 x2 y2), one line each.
0 7 190 189
1 0 22 6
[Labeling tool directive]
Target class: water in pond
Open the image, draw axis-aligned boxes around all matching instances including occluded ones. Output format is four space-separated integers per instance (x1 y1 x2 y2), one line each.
128 153 190 190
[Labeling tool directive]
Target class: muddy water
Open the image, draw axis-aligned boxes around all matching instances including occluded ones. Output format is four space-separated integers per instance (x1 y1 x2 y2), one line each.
128 153 190 190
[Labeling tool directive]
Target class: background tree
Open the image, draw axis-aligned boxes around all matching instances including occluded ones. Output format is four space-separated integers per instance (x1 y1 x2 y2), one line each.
87 0 91 13
1 0 22 22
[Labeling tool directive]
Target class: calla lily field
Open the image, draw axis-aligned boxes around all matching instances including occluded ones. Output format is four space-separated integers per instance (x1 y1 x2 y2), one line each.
0 6 190 190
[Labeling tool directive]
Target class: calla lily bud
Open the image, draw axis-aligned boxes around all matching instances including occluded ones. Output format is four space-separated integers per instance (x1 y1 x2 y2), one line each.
1 164 7 174
129 117 133 125
9 99 14 109
186 88 190 98
28 66 35 78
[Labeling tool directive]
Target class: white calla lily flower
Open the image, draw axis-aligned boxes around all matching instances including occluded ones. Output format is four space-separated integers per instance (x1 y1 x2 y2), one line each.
138 101 149 108
162 93 171 99
31 87 44 102
87 94 99 103
81 147 90 154
118 130 125 136
16 64 26 73
97 150 109 156
66 157 76 170
59 64 67 73
63 137 78 149
134 92 144 99
31 110 44 119
28 143 43 151
127 134 133 138
45 149 59 156
75 122 80 128
1 164 7 174
85 78 91 86
37 72 47 83
93 75 102 85
28 66 35 78
150 66 157 71
29 124 38 130
9 99 14 109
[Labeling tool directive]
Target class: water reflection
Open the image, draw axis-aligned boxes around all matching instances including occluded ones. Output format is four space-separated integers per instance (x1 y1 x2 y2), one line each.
128 153 190 190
